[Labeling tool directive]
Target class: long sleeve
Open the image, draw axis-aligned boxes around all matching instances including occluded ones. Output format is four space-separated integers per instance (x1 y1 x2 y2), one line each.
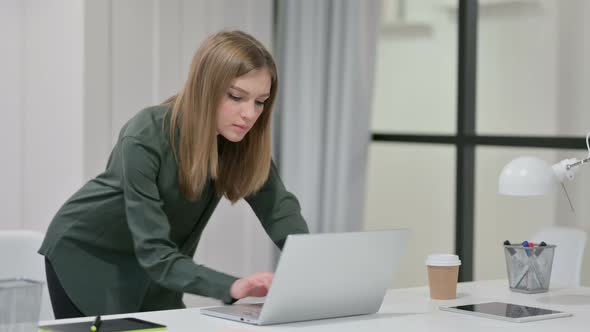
121 136 237 303
245 161 310 250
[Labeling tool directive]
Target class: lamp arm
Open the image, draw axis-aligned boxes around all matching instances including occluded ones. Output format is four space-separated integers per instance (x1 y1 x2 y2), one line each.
561 131 590 172
565 156 590 170
553 156 588 182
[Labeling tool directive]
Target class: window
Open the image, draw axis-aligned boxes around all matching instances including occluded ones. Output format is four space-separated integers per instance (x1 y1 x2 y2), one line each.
365 0 589 286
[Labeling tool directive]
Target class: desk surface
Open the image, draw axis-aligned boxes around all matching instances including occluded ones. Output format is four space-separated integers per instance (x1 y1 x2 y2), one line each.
40 280 590 331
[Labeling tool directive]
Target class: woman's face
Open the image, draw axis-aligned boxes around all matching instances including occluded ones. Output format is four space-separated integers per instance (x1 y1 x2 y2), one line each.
216 68 271 142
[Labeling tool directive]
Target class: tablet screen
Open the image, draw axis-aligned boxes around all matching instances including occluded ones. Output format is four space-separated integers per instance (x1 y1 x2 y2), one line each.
39 318 166 332
449 302 562 319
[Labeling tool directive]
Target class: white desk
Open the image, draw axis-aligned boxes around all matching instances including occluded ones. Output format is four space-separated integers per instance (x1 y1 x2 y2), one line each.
40 280 590 331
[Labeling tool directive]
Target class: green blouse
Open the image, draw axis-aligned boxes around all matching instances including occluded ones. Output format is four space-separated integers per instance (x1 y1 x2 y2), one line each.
38 105 309 315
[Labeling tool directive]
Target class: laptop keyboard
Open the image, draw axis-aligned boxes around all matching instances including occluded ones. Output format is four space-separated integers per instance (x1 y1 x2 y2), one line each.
239 303 263 318
240 310 260 318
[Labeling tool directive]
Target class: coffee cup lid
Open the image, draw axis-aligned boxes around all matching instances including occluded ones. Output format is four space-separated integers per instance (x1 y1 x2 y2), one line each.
425 254 461 266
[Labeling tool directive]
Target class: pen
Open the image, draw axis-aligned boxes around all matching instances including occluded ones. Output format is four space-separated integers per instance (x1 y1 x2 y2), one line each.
535 241 547 256
522 241 531 256
503 240 516 256
91 315 101 332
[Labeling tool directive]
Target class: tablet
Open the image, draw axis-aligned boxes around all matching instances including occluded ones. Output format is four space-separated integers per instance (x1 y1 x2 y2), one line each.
38 317 166 332
440 302 572 323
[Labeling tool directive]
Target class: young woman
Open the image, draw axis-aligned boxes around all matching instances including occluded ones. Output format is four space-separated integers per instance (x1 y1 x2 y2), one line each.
38 30 309 319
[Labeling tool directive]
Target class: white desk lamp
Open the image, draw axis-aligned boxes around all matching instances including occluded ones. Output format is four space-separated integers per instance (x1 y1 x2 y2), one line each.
498 133 590 211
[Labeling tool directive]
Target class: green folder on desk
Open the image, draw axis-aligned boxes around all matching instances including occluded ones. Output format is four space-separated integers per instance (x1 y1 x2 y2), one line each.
38 317 166 332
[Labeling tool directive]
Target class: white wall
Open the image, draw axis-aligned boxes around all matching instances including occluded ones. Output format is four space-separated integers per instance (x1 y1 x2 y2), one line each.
83 0 113 179
0 0 25 230
0 0 84 231
1 0 277 307
22 0 85 231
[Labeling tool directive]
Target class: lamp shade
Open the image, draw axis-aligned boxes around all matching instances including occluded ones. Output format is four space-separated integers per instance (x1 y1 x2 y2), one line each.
498 156 557 196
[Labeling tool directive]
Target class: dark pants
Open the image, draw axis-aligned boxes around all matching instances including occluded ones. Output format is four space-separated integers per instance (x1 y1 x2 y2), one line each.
44 257 85 319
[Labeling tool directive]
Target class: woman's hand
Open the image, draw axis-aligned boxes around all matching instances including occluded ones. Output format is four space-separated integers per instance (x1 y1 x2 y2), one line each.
230 272 274 300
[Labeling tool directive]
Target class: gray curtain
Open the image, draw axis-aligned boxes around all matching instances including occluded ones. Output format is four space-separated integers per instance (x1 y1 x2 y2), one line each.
274 0 380 233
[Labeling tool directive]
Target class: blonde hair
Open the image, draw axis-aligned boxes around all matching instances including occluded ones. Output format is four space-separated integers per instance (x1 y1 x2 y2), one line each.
164 31 277 203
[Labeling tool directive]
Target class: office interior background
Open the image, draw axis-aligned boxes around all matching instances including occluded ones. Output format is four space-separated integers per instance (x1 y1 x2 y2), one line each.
1 0 589 309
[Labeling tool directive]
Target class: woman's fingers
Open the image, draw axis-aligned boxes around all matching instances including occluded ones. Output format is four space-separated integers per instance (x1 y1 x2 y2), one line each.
230 272 275 299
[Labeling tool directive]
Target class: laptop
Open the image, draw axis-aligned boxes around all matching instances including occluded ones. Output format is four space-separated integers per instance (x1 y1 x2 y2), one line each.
200 229 409 325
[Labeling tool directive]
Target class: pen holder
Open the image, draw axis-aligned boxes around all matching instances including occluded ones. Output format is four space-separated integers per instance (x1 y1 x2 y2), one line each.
0 279 43 332
503 244 556 293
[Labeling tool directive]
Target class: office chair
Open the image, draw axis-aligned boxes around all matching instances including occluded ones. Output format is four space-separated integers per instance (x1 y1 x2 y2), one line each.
532 226 587 288
0 230 54 320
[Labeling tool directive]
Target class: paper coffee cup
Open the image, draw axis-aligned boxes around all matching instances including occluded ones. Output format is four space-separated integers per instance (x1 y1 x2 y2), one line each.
426 254 461 300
